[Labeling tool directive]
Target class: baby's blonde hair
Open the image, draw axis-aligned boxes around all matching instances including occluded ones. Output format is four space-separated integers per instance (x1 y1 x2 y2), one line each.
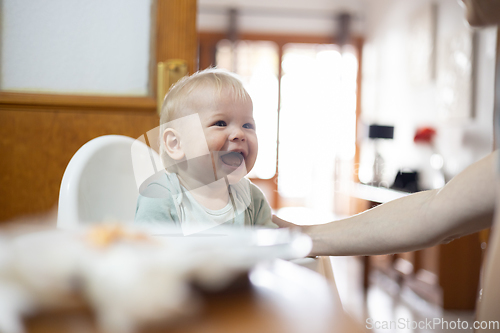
159 68 250 169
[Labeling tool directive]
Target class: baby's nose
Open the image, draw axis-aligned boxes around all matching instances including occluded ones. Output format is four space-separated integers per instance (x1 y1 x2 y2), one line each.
229 127 245 141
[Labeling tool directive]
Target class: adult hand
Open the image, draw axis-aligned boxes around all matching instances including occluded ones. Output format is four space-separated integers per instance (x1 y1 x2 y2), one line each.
272 215 302 229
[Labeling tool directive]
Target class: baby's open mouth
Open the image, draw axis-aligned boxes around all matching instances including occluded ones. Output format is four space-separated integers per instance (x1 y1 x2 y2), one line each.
220 152 244 167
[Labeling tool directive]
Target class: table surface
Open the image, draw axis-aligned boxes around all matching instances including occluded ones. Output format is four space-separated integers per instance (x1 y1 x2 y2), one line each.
24 259 364 333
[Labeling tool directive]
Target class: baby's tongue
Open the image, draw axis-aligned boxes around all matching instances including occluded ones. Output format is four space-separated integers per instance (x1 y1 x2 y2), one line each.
221 152 243 167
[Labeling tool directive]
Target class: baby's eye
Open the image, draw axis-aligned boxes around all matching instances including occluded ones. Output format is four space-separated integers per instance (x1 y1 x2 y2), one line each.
213 120 227 127
243 123 255 130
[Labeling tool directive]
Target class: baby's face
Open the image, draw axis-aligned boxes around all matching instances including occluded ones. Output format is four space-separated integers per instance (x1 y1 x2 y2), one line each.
184 89 258 182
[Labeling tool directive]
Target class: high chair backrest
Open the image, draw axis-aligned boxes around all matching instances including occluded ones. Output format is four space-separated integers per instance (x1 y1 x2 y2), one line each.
57 135 160 229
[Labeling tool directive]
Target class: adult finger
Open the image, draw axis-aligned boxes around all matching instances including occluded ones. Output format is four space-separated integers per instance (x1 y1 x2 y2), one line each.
272 214 300 229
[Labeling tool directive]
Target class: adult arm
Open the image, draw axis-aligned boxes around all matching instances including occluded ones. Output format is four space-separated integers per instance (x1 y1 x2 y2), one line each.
250 182 278 228
273 151 498 256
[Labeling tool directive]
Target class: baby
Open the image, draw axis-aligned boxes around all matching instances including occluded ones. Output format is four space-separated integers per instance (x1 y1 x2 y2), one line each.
135 69 276 235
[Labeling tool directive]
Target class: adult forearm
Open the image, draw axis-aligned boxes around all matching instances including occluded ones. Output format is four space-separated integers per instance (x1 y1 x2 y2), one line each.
305 151 497 257
305 190 439 256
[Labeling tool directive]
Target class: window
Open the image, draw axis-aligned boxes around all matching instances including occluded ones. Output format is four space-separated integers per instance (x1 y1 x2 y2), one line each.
216 40 279 180
279 44 357 212
201 33 360 211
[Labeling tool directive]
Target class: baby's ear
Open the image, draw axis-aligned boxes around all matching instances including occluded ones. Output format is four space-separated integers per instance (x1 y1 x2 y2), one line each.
162 128 185 160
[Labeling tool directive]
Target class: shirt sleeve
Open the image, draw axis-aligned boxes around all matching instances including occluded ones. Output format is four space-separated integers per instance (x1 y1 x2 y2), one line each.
134 182 178 226
135 195 175 224
249 182 278 228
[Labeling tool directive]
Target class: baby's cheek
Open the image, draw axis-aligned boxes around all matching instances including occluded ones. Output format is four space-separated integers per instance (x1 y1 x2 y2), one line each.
205 138 223 152
250 136 258 152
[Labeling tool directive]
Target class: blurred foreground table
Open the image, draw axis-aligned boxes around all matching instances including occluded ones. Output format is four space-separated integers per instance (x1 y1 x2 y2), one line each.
25 259 364 333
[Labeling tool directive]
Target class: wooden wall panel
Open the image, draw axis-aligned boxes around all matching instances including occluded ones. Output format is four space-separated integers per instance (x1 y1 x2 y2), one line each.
0 108 159 222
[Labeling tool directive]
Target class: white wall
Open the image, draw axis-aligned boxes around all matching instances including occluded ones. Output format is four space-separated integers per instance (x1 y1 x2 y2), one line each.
360 0 495 188
1 0 153 96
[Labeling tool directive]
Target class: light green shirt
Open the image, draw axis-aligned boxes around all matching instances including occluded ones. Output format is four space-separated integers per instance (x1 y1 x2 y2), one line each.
135 173 276 234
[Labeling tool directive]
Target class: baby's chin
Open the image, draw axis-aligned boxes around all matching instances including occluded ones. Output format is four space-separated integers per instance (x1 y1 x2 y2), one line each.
224 169 246 184
216 160 248 184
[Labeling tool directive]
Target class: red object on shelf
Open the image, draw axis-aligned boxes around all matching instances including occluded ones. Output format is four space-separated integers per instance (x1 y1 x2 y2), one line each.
414 127 436 144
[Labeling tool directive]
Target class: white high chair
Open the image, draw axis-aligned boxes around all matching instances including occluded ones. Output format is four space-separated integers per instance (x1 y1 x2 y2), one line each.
57 135 161 229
